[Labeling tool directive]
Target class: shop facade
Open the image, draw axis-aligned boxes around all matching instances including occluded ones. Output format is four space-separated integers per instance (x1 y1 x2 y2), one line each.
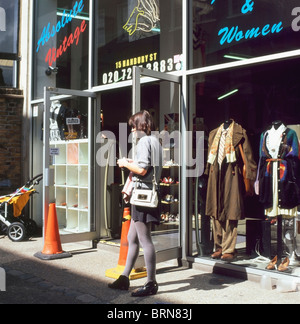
28 0 300 279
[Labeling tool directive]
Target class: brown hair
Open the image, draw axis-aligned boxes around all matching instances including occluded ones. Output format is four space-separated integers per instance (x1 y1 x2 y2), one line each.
129 110 155 136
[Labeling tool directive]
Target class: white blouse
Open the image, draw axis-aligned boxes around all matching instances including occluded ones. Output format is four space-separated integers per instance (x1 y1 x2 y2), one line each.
265 125 297 218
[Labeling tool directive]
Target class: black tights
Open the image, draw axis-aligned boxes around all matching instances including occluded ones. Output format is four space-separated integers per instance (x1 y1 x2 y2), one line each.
122 220 156 283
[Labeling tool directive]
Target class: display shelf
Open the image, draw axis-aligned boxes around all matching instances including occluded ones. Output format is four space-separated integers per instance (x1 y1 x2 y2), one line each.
160 162 180 226
50 139 90 234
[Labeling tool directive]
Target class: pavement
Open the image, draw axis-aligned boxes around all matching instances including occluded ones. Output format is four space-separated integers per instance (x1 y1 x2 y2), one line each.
1 235 300 305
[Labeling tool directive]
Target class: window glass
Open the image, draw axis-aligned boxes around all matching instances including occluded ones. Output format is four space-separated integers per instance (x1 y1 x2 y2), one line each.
95 0 182 86
33 0 89 99
0 60 16 87
0 0 19 88
191 0 300 68
0 0 19 57
190 58 300 276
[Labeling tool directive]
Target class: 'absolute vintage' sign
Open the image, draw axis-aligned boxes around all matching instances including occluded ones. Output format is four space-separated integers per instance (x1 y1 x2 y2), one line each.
35 0 88 66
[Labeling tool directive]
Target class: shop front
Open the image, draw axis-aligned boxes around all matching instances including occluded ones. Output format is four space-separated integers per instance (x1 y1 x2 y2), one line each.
30 0 300 279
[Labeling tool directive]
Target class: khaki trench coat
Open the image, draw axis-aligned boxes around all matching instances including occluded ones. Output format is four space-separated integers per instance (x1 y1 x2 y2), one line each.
205 123 257 222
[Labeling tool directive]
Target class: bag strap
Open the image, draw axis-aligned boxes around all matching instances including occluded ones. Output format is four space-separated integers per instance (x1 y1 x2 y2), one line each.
135 136 157 189
149 136 157 186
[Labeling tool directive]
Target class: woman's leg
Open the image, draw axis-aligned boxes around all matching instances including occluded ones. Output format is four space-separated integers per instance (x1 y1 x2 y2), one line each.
134 221 156 283
122 219 140 277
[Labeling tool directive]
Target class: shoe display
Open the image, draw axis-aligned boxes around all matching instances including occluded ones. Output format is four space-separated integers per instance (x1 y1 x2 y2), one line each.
108 275 130 291
131 281 158 297
266 256 278 270
278 257 290 272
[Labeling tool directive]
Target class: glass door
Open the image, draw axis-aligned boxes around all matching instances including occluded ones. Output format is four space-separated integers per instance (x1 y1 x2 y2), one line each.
43 87 98 244
132 67 183 264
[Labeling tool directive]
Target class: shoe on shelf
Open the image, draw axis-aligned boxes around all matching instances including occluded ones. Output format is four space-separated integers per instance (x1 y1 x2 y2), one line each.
131 281 158 297
108 275 130 291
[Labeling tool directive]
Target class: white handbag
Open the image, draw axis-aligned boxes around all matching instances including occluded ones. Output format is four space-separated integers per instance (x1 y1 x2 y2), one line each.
130 185 159 208
130 137 159 208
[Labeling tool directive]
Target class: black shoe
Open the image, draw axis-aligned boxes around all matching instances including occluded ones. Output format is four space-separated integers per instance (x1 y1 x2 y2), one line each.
131 281 158 297
108 275 130 291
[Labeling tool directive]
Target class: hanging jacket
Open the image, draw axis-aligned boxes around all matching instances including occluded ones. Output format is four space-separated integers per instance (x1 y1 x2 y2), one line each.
258 127 300 210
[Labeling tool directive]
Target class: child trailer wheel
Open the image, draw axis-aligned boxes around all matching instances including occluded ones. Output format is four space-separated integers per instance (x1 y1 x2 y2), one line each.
8 222 26 242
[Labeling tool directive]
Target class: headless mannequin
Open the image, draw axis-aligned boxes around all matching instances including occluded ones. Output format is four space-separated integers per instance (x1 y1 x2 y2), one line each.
224 119 233 130
272 120 283 130
267 121 298 266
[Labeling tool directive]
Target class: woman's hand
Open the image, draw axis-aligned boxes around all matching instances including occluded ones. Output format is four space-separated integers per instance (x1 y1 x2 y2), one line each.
117 158 130 169
117 158 147 176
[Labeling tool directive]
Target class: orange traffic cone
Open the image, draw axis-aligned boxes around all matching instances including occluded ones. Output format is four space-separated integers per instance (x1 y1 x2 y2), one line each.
34 203 72 260
105 207 147 280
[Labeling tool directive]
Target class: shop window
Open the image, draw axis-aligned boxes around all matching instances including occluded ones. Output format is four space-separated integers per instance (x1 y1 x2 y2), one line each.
33 0 89 99
95 0 182 86
191 0 300 69
191 58 300 276
0 60 17 88
0 0 19 88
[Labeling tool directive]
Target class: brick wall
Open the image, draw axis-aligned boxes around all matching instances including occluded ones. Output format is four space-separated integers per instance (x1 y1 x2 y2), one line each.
0 89 23 196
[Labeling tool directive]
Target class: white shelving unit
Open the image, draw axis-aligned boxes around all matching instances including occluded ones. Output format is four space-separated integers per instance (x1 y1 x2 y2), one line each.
50 139 89 234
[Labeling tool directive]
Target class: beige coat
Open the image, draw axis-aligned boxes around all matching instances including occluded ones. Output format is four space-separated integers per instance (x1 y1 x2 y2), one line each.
205 123 257 222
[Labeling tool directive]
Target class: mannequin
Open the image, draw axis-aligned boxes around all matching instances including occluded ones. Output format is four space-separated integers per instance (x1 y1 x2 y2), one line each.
224 119 233 130
258 121 300 270
272 120 284 130
205 120 257 261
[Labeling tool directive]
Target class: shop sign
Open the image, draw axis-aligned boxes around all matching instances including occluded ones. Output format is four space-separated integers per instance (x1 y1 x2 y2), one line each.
100 0 182 85
212 0 300 46
35 0 88 66
66 118 80 125
102 53 183 85
0 0 19 55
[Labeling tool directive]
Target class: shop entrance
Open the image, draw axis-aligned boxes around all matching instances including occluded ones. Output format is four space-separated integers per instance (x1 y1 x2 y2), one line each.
43 87 98 244
132 67 182 264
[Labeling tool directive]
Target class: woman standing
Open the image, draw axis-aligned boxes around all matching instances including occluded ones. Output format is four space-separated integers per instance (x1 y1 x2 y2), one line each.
108 110 162 297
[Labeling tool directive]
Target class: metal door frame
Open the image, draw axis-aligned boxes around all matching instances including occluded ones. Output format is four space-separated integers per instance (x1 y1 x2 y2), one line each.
132 67 183 266
43 87 98 244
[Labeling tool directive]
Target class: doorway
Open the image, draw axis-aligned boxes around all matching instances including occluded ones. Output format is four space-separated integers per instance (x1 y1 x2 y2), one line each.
132 67 182 264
